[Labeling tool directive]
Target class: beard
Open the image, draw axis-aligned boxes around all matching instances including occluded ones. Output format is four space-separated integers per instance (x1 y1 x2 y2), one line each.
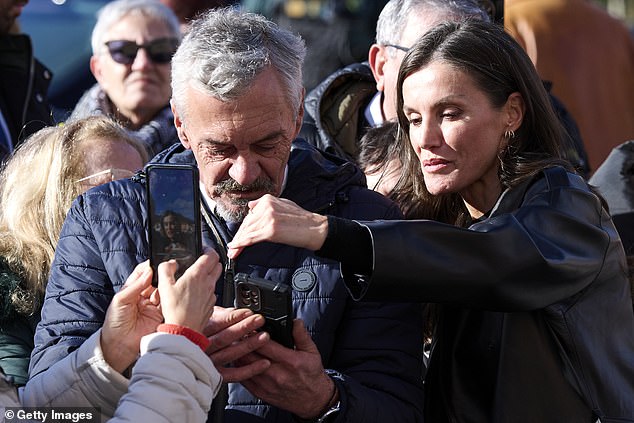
212 176 276 223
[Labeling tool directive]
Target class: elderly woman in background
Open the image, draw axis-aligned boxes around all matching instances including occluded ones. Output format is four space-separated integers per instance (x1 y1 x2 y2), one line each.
227 21 634 422
69 0 181 157
0 116 147 387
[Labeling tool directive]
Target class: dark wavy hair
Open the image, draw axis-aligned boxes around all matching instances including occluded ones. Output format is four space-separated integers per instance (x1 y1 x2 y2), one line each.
394 21 572 225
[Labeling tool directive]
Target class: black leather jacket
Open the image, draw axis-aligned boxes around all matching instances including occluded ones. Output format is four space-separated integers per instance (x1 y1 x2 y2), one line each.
342 167 634 422
0 34 53 161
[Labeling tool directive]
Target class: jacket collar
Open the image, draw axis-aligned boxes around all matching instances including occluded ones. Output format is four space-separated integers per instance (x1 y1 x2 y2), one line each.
148 139 366 214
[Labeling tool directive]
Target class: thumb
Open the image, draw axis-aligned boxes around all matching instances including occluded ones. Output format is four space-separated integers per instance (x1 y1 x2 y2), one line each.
291 319 318 353
227 245 243 260
117 267 152 304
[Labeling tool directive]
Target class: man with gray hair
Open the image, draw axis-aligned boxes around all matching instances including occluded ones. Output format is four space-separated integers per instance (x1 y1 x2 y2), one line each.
27 7 425 423
69 0 182 156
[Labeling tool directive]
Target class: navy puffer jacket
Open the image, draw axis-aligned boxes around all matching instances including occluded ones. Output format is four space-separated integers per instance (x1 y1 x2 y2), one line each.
29 140 425 422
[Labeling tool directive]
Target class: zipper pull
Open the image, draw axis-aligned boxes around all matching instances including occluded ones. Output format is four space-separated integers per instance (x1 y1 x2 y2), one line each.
223 257 236 307
131 169 146 184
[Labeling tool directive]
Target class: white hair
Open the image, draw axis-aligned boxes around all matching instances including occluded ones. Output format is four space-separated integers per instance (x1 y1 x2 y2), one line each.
91 0 181 54
376 0 491 48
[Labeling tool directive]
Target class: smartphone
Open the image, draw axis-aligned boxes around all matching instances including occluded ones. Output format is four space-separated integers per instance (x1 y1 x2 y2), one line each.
234 273 294 348
146 164 202 287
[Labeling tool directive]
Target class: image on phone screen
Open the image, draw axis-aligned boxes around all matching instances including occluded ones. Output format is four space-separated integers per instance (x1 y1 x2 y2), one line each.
146 164 202 286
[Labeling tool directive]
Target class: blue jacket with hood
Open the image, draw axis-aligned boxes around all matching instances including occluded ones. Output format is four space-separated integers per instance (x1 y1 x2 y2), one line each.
28 140 425 422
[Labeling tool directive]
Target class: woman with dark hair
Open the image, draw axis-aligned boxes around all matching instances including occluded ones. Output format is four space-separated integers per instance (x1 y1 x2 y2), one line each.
153 210 196 273
227 21 634 422
158 211 185 252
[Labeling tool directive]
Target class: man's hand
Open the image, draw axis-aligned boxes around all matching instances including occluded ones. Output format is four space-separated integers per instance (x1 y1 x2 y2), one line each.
204 306 272 381
101 261 162 373
237 319 337 419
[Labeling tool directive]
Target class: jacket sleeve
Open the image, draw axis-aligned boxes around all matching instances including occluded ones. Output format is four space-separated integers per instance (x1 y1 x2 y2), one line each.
343 172 616 311
1 369 21 409
22 330 128 418
108 333 222 423
319 190 425 423
0 315 36 386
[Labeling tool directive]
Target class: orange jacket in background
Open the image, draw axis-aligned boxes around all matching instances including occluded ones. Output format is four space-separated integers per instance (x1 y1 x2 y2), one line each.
505 0 634 173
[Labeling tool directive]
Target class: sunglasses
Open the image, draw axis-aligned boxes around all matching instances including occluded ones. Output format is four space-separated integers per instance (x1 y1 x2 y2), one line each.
104 37 179 65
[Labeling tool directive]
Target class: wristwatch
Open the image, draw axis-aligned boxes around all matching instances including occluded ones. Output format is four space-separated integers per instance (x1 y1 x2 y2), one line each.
314 400 340 423
297 369 342 423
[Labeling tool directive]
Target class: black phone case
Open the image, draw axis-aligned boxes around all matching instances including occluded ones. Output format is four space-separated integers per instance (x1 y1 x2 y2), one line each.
146 164 202 287
234 273 294 348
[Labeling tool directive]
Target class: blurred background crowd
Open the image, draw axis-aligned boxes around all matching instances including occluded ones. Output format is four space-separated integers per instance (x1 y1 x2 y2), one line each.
17 1 631 110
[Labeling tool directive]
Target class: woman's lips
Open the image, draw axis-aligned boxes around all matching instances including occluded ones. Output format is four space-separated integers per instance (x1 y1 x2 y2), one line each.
423 158 451 172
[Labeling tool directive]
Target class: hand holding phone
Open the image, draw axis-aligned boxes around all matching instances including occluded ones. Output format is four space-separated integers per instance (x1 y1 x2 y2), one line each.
158 251 220 333
146 164 203 287
234 273 294 348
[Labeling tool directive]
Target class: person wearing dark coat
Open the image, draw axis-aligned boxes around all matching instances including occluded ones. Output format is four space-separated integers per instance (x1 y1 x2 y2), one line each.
0 0 53 162
68 0 182 157
589 140 634 255
228 21 634 422
26 9 425 423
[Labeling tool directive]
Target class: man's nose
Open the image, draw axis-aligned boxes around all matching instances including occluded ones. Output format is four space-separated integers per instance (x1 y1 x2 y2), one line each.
228 152 261 186
131 47 153 70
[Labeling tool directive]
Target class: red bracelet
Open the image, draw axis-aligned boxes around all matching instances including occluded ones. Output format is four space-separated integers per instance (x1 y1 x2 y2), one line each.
157 323 210 351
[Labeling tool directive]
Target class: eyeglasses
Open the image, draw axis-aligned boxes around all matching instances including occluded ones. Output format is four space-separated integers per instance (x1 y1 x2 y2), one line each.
104 38 179 65
76 168 136 187
383 44 410 53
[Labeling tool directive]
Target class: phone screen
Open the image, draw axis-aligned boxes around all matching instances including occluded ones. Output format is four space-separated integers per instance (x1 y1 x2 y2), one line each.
146 164 202 287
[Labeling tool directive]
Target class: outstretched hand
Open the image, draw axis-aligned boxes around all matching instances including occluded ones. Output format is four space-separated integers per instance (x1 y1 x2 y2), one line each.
227 194 329 259
158 250 221 332
101 261 162 373
203 306 272 382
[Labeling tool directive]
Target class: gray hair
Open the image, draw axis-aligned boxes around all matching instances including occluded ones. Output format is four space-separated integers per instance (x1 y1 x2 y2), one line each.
170 7 306 119
376 0 491 47
91 0 181 54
